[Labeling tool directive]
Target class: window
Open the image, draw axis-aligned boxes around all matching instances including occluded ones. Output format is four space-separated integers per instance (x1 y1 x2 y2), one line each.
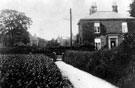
95 38 101 50
122 22 128 33
94 23 100 33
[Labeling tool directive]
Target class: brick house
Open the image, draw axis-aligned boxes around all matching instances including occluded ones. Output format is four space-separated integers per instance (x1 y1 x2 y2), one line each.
78 3 135 50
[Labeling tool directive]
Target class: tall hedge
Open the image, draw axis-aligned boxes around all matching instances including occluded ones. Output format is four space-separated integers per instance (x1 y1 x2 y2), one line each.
63 33 135 88
63 49 124 84
0 54 73 88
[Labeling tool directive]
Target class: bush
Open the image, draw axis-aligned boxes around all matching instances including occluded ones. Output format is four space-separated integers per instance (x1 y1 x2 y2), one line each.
63 50 123 84
0 54 73 88
63 33 135 87
14 42 26 47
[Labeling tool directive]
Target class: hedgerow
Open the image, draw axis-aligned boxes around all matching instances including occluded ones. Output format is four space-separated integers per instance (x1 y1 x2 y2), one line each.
63 33 135 88
63 50 122 84
0 54 73 88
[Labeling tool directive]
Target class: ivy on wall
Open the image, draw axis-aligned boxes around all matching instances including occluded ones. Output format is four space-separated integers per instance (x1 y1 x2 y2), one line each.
127 21 135 33
81 21 106 45
94 23 106 37
81 21 94 45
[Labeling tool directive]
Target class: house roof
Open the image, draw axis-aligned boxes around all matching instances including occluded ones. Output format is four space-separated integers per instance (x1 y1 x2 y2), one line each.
80 11 135 21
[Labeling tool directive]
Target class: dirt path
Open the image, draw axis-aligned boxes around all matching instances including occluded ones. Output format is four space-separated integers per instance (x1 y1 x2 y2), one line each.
55 61 118 88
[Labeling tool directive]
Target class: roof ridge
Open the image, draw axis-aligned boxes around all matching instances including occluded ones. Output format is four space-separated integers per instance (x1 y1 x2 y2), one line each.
97 11 115 12
82 11 134 20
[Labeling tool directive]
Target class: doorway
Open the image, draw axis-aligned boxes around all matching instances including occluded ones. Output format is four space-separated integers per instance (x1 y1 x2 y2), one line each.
110 38 116 49
108 36 118 49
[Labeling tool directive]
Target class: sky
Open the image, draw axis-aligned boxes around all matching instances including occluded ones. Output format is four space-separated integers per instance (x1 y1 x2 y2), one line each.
0 0 132 40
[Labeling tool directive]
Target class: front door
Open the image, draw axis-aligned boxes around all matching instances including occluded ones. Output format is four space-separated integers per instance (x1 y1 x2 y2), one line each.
110 38 116 49
108 36 118 49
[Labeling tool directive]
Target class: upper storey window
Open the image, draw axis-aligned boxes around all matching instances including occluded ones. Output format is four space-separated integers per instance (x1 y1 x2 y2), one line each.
122 22 128 33
94 23 100 33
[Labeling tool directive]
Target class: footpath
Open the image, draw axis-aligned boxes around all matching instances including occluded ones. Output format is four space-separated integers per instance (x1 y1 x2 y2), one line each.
55 61 118 88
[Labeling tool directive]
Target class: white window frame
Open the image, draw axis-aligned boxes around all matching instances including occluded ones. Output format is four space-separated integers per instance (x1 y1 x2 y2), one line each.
94 23 100 34
122 22 128 33
94 38 101 50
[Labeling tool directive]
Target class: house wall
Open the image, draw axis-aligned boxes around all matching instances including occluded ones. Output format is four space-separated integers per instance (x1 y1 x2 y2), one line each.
127 21 135 33
100 20 123 48
79 21 94 45
100 35 107 48
78 20 135 49
101 21 122 33
95 35 107 48
118 34 124 45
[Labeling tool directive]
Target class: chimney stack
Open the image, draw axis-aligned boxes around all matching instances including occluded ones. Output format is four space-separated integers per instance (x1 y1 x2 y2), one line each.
112 2 118 12
90 3 97 15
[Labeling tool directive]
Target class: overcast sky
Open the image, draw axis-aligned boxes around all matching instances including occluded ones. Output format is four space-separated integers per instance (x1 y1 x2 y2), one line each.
0 0 132 40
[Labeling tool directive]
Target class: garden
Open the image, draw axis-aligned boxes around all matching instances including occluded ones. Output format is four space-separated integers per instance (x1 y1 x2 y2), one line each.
0 54 73 88
63 33 135 88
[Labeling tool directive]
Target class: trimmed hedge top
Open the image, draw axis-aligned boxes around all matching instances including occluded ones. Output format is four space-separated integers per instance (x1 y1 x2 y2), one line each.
0 54 73 88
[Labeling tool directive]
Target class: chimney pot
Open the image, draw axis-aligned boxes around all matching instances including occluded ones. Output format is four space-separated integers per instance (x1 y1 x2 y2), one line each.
90 2 97 15
112 2 118 12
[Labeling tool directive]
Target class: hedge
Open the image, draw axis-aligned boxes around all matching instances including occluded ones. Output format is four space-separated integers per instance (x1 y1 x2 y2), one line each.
63 49 124 84
0 54 73 88
63 33 135 88
0 45 94 55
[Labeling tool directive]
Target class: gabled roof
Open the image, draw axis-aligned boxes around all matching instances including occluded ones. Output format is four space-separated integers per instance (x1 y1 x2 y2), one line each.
80 11 135 21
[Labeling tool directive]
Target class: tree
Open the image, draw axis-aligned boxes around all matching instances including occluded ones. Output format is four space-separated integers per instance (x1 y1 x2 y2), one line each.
0 9 32 46
38 37 47 47
129 0 135 17
46 39 60 48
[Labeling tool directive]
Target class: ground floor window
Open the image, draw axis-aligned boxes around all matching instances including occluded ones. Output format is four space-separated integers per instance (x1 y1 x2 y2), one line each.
95 38 101 50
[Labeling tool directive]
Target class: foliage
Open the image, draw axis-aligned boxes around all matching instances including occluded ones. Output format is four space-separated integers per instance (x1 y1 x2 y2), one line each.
0 9 32 46
38 37 47 47
81 22 94 44
127 22 135 33
46 39 60 48
63 33 135 87
0 54 73 88
14 42 26 47
63 50 121 84
100 23 106 35
80 22 106 45
73 34 79 46
129 0 135 17
115 33 135 88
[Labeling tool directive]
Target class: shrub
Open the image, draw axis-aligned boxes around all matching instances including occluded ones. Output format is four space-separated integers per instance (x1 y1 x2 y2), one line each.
63 50 122 84
0 54 73 88
14 42 26 47
63 33 135 87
